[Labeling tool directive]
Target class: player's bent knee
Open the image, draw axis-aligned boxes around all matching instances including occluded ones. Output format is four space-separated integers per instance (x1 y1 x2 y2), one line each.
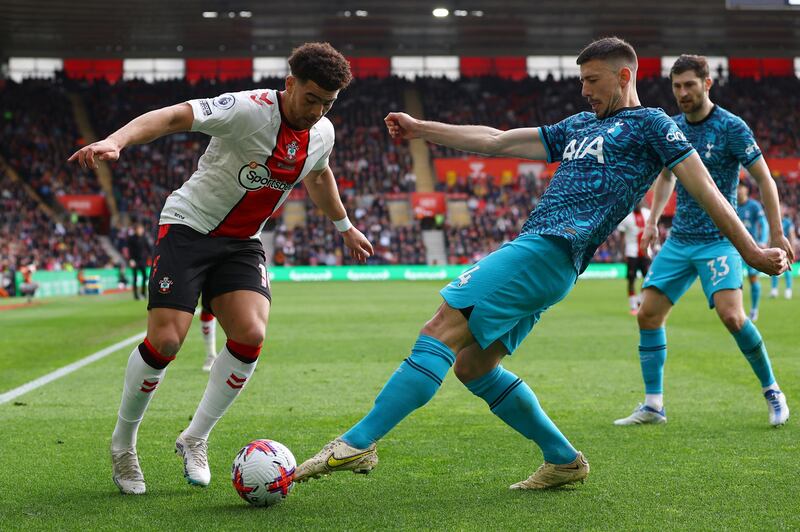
227 324 266 350
147 336 183 358
719 311 746 333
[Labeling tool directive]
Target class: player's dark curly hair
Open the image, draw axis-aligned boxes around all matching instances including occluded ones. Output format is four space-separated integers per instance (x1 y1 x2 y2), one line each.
576 36 638 70
670 54 709 80
288 42 352 91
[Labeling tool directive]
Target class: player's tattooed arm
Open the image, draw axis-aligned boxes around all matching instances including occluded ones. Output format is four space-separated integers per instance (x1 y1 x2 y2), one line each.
672 152 788 276
746 157 795 262
68 103 194 169
384 112 548 160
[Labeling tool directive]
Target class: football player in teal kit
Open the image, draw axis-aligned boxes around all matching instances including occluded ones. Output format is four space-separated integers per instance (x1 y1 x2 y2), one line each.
615 55 793 429
737 180 769 320
770 203 796 299
295 40 789 491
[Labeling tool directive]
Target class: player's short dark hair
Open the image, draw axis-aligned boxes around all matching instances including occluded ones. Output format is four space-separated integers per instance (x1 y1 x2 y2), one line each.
288 42 352 91
576 37 638 69
670 54 709 80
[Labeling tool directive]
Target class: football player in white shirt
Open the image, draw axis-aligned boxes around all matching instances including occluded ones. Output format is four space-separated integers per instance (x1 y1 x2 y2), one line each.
618 202 652 313
69 42 373 495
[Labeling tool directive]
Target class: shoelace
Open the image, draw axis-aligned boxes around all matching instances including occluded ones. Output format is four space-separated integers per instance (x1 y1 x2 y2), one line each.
185 439 209 469
766 393 782 410
114 450 143 481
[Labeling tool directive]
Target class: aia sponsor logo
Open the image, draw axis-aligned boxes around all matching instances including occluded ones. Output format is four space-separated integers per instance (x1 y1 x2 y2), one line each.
562 136 604 164
238 161 293 192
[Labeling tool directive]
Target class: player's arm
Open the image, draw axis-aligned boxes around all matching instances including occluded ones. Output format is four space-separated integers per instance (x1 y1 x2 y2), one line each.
385 112 548 160
640 168 676 253
68 103 194 169
303 166 373 263
671 152 788 275
747 158 794 260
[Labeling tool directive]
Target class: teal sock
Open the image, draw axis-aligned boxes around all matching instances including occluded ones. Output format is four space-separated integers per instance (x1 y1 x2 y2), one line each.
466 365 577 464
751 280 761 310
771 275 779 289
786 271 793 289
342 335 454 449
639 328 667 394
733 319 775 388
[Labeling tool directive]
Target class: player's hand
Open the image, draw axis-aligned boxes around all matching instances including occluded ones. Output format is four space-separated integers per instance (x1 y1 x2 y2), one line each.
67 138 122 169
639 224 659 254
384 112 422 140
769 234 795 263
746 247 789 276
341 227 374 264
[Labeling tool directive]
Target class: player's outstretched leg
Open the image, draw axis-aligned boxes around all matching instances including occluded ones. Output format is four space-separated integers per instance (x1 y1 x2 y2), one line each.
295 334 454 481
199 310 217 372
458 356 588 489
179 340 260 486
111 338 176 494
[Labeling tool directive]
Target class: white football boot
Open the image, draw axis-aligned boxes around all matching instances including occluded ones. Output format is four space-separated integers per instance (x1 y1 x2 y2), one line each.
614 403 667 425
509 452 589 490
175 432 211 486
295 438 378 482
785 288 793 300
111 447 146 495
748 308 759 322
764 389 789 427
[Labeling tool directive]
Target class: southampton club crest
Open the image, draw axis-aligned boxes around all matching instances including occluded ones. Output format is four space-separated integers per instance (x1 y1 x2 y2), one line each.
285 141 299 162
158 276 174 294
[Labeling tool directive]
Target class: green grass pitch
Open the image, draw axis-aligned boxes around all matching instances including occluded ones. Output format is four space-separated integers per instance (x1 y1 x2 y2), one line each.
0 279 797 530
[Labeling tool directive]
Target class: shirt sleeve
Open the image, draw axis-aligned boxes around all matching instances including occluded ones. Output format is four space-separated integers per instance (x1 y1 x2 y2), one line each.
311 118 335 171
538 115 574 163
188 91 259 140
643 110 695 170
726 115 762 168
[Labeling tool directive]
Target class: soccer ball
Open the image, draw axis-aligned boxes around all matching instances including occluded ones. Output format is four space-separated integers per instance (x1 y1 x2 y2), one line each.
231 439 296 507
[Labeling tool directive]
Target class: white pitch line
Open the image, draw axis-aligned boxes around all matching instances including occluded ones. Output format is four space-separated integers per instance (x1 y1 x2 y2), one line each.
0 330 146 405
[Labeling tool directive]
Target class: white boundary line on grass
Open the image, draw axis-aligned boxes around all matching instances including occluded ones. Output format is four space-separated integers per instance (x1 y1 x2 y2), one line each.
0 330 146 405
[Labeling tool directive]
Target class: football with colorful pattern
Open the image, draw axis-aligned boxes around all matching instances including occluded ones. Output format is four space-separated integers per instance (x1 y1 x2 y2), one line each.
231 439 296 507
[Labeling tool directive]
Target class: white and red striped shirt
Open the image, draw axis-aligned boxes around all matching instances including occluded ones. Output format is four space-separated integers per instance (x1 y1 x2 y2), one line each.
160 89 334 238
618 208 651 258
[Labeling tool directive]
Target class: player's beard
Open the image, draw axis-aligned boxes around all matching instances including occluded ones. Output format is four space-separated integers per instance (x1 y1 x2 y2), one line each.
680 94 704 114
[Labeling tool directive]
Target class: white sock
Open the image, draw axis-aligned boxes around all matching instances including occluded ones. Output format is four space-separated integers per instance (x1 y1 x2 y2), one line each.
645 393 663 411
111 345 168 450
200 314 217 357
184 345 258 440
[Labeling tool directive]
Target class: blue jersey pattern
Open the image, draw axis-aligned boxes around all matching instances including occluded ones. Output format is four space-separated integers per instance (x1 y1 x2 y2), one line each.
521 107 694 273
670 105 762 244
737 199 768 244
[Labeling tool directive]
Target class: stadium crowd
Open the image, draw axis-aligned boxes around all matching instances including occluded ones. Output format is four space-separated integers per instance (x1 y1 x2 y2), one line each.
1 74 799 277
273 194 427 266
